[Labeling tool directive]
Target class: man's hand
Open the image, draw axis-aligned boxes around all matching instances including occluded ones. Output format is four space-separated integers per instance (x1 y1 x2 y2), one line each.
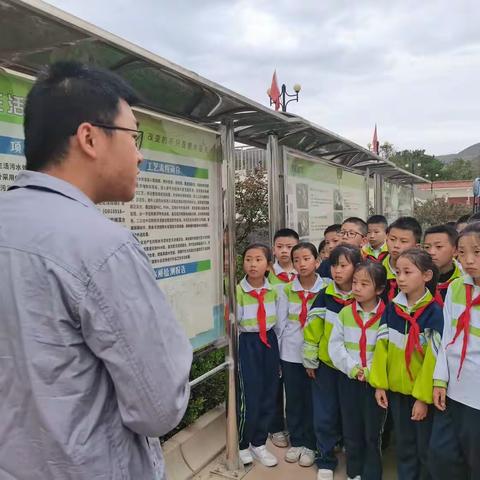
305 368 316 379
411 400 428 421
375 388 388 409
433 387 447 411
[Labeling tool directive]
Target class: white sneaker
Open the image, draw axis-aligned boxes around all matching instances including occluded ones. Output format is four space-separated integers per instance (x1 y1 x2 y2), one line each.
239 448 253 465
299 447 315 467
348 477 361 480
285 446 303 463
250 444 278 467
270 431 289 447
317 469 334 480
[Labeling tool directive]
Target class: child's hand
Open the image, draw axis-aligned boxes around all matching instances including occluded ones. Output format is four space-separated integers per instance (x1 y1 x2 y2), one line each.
305 368 316 379
375 388 388 409
356 368 365 382
433 387 447 411
411 400 428 421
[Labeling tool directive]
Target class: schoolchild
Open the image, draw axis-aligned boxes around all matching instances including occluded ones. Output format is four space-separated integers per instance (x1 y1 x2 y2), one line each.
317 224 342 279
237 243 280 467
267 228 299 447
318 239 328 262
268 228 299 288
303 245 362 480
362 215 389 263
329 262 387 480
383 217 422 302
423 224 461 307
276 242 325 467
318 219 367 280
370 248 443 480
429 223 480 479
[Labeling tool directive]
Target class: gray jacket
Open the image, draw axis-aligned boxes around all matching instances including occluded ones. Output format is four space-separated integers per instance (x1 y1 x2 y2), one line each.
0 171 193 479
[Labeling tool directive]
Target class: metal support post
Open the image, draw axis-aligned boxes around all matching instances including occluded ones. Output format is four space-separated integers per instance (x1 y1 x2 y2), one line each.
267 134 283 243
220 121 243 474
374 173 384 214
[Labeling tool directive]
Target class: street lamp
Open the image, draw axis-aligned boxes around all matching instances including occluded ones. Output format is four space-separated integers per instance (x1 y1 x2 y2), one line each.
267 83 302 112
404 161 422 175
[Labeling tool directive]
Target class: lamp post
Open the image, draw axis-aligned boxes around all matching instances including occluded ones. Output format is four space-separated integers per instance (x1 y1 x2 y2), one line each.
267 83 302 112
404 161 422 175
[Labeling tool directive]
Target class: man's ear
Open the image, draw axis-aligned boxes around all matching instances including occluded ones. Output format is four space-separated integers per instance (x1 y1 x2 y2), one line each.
75 122 98 159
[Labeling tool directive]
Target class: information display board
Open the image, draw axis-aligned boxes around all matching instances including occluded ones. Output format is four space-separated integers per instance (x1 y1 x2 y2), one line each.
0 70 224 350
382 181 414 223
285 150 368 246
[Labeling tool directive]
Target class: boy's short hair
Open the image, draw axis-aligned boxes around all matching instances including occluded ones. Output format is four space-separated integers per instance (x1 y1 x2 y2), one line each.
387 216 422 243
367 215 388 229
324 224 341 236
456 214 470 227
424 224 458 246
342 217 367 236
273 228 300 242
468 212 480 224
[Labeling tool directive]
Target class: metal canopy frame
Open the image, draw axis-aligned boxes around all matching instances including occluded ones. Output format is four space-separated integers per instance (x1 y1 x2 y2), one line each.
0 0 428 185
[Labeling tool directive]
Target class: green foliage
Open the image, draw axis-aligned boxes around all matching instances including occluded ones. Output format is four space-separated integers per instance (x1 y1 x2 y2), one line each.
235 168 269 253
162 346 227 440
377 142 475 181
413 198 471 230
441 158 475 180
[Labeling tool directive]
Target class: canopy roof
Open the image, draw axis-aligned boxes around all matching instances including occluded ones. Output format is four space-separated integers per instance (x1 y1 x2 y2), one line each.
0 0 428 184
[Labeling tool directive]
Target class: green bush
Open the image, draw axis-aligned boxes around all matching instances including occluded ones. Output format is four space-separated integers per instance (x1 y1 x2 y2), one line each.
162 346 227 441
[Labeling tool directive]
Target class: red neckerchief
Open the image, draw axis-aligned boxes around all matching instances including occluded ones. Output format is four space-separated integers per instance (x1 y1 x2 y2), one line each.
366 251 389 264
333 296 354 306
247 289 270 347
447 284 480 379
434 279 454 308
297 291 317 327
352 300 386 367
276 271 296 283
393 299 434 381
388 279 398 301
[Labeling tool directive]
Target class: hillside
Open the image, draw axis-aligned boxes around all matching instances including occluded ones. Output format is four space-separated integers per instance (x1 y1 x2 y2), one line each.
438 143 480 164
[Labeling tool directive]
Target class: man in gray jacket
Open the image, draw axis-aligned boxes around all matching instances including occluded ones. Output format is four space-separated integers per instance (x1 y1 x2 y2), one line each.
0 62 192 479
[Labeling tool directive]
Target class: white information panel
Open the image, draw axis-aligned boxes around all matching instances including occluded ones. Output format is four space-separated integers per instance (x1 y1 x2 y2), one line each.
0 70 224 350
285 151 368 247
383 181 414 223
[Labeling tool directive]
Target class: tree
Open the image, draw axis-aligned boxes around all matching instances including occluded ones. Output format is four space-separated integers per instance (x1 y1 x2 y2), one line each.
390 150 444 180
413 198 471 230
235 168 269 252
441 158 475 180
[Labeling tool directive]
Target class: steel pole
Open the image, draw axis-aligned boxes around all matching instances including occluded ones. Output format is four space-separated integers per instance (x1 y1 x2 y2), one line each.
220 121 243 473
267 134 282 243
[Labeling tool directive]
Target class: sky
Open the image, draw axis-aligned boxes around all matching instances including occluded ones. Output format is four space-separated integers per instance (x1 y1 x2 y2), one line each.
45 0 480 156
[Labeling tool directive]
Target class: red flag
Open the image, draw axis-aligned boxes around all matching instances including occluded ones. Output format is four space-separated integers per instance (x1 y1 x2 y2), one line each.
372 124 379 155
269 70 281 111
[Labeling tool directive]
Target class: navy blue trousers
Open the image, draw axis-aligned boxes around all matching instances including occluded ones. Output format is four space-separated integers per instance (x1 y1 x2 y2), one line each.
311 362 341 470
389 392 433 480
269 376 286 433
282 360 316 450
338 375 385 480
429 398 480 480
238 330 280 449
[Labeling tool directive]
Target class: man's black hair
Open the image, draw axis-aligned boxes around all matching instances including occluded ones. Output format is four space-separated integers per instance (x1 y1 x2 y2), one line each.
367 215 388 229
24 61 141 171
324 224 341 236
273 228 300 241
342 217 368 236
329 244 362 267
424 224 458 247
387 216 422 243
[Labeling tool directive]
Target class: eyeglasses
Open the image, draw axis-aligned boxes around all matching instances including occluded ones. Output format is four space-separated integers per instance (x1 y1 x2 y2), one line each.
340 230 365 239
90 123 144 150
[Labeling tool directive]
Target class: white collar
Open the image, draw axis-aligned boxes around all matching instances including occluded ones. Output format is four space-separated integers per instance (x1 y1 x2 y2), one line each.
240 276 272 293
291 274 324 293
393 289 430 310
273 260 296 276
355 299 382 314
